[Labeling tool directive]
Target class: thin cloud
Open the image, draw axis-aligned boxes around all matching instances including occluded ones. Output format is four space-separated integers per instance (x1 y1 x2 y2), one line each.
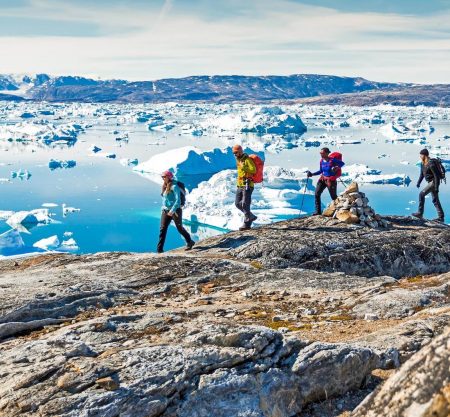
0 0 448 83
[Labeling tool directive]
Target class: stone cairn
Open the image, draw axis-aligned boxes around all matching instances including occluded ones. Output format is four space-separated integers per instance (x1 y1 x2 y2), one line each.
323 182 390 228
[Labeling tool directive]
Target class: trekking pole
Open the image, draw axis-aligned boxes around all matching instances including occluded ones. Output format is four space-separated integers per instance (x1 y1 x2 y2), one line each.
299 178 309 214
338 177 348 188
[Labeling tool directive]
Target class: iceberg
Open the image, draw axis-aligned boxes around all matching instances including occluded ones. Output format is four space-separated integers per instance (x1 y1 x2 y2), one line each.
48 159 76 170
0 229 25 256
33 235 79 252
59 238 79 252
0 121 82 144
380 122 424 141
62 204 81 217
203 106 307 136
6 209 53 229
0 210 14 220
343 164 411 186
33 235 60 251
119 158 139 167
183 166 315 231
89 144 102 153
11 169 31 180
134 146 264 180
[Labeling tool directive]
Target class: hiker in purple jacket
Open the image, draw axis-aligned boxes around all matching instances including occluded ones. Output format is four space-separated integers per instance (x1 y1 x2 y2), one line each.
307 147 345 215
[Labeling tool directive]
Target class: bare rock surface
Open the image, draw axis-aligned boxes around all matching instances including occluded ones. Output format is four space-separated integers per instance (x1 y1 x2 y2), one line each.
192 215 450 278
352 326 450 417
0 215 449 416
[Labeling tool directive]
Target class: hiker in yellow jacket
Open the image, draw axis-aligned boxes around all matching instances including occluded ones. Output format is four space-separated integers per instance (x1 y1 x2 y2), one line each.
233 144 257 230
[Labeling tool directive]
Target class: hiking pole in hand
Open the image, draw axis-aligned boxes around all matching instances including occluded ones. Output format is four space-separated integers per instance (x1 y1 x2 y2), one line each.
299 177 309 214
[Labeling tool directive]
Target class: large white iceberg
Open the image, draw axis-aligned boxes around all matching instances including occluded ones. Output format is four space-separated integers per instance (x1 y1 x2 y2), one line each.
0 121 83 144
6 208 53 229
0 229 25 256
134 146 264 180
183 166 315 232
202 106 307 136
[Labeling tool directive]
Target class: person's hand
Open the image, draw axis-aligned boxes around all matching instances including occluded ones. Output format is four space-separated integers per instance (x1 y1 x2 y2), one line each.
167 211 174 217
306 171 312 178
331 166 338 173
416 183 420 188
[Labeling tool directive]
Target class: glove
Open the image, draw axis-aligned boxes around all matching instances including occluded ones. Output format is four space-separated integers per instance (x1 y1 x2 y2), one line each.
306 171 312 178
416 182 420 188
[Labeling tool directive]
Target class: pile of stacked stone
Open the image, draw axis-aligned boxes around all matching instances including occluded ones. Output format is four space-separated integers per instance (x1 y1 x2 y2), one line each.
323 182 389 228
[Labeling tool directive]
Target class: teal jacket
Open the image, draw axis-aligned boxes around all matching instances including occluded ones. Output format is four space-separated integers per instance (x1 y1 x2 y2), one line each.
162 182 181 214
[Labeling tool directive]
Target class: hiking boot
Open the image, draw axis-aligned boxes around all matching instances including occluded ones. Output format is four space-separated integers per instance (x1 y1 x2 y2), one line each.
312 211 321 216
432 217 445 223
249 214 257 222
239 224 251 231
185 240 195 251
411 212 423 219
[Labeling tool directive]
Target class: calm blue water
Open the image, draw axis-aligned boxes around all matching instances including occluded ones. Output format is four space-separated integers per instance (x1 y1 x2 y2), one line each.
0 105 448 255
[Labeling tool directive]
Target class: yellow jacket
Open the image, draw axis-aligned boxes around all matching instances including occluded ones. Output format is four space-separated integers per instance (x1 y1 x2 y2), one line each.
236 154 257 187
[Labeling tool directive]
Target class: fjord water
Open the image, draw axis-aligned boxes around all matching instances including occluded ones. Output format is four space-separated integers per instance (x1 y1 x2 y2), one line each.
0 109 448 255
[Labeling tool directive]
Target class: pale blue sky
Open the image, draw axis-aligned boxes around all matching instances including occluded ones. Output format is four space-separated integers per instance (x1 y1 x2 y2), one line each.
0 0 449 83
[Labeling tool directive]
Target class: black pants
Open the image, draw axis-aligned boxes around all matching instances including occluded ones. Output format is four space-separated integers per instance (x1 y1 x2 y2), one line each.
418 182 444 219
157 208 191 253
315 178 337 214
235 186 254 225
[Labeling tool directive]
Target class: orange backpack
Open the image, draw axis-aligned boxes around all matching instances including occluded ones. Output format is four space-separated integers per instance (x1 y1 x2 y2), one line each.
249 154 264 183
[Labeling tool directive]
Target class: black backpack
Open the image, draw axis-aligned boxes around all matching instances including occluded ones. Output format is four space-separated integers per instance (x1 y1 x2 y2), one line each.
176 181 187 206
431 158 447 184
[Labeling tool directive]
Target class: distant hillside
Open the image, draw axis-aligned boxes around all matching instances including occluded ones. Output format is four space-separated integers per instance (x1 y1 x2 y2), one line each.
0 73 448 106
0 73 400 103
293 84 450 107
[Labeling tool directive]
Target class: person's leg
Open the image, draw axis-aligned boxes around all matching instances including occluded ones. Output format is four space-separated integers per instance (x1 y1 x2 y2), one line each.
157 210 172 253
235 187 244 212
327 180 338 201
314 179 326 214
242 187 255 223
173 209 193 243
415 182 433 217
430 187 445 220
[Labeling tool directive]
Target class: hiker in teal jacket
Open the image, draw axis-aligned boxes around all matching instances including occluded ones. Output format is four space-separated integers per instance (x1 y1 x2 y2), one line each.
157 170 195 253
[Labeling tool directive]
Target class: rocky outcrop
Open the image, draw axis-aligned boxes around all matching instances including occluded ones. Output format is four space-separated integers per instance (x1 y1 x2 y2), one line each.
0 323 396 417
352 327 450 417
0 215 449 416
194 215 450 278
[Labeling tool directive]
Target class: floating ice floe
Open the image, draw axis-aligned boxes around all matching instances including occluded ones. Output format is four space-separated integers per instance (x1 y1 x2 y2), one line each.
343 164 411 186
93 152 116 159
62 204 81 217
134 146 264 181
0 122 83 144
180 124 204 136
0 229 25 256
183 166 315 232
33 235 79 252
89 144 102 153
48 159 76 170
42 203 58 208
33 235 60 250
0 210 14 220
346 113 385 126
11 169 31 180
6 208 54 230
119 158 139 167
202 106 307 136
